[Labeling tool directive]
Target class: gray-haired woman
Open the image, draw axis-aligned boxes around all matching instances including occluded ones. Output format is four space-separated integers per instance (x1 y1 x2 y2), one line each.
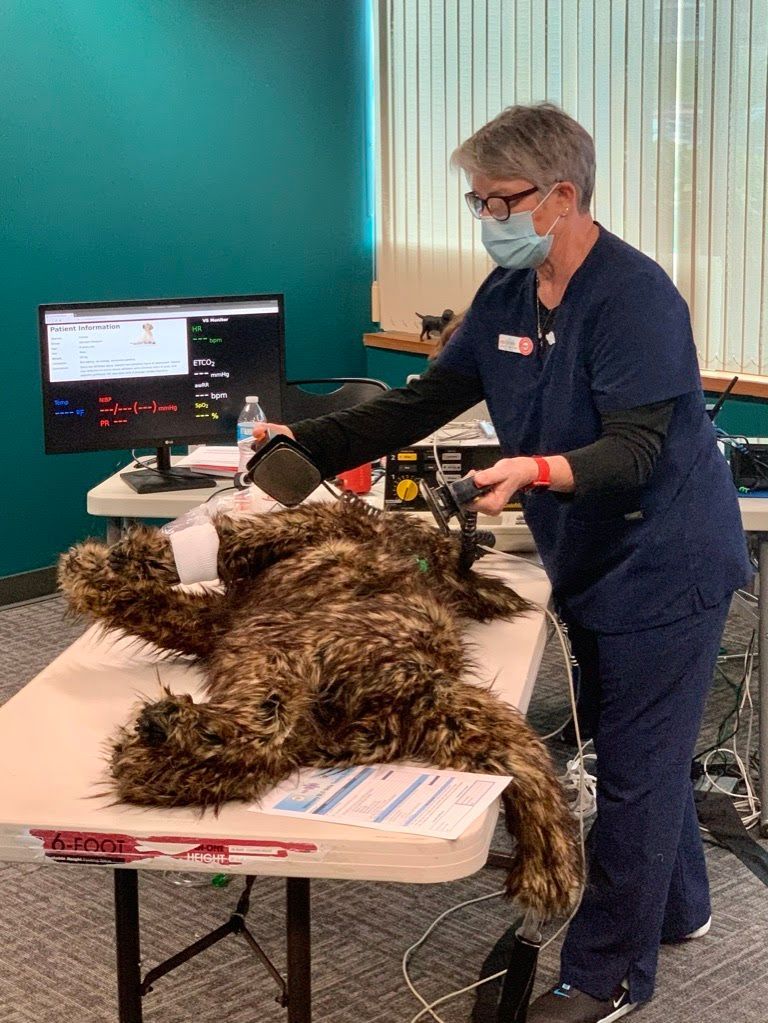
255 103 750 1021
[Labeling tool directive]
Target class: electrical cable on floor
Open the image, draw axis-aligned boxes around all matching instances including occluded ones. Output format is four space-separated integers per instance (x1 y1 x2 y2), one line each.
402 890 506 1023
695 628 761 829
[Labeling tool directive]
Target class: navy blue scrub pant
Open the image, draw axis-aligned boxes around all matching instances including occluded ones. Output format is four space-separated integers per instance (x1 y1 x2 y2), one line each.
558 596 732 1004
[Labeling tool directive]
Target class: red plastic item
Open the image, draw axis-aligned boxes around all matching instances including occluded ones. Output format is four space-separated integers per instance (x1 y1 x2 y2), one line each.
337 463 372 494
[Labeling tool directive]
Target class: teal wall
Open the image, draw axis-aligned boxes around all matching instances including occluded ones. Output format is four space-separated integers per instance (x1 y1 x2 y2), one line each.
365 347 430 387
1 0 372 577
705 394 768 439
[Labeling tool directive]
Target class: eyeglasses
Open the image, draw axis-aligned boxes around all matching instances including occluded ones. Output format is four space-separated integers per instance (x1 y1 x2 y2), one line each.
464 185 539 221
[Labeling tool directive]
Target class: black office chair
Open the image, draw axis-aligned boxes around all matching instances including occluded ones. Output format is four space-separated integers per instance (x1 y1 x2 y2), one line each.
281 377 389 421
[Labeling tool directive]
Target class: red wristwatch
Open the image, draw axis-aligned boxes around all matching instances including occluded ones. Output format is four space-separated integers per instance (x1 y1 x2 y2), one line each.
526 456 551 491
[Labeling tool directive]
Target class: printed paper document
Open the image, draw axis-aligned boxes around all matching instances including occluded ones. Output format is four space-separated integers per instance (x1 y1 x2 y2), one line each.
251 764 511 839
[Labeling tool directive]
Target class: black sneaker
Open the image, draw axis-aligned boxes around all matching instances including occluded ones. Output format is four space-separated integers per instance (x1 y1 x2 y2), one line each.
526 982 638 1022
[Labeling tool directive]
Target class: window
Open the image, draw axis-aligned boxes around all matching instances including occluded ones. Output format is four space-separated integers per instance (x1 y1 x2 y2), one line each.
374 0 768 375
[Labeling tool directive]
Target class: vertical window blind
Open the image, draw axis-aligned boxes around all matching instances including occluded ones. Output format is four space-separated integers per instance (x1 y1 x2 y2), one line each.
374 0 768 375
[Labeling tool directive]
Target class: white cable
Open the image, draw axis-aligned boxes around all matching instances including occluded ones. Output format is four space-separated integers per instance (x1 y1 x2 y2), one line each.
430 422 487 489
521 604 589 951
402 889 505 1023
538 629 580 742
734 639 759 826
560 746 598 819
700 628 760 828
130 448 159 471
702 747 759 827
538 713 574 743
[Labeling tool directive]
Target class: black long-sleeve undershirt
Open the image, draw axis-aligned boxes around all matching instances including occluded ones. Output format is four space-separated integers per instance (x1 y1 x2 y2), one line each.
563 400 674 496
290 361 674 497
291 362 483 479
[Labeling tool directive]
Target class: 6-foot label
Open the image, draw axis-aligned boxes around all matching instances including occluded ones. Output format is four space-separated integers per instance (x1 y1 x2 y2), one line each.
28 829 320 866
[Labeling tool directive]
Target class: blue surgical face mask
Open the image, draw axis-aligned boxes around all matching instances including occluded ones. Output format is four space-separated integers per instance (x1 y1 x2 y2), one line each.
480 186 560 270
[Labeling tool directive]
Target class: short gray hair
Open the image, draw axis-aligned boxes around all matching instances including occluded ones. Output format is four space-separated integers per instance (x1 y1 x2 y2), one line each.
452 103 595 212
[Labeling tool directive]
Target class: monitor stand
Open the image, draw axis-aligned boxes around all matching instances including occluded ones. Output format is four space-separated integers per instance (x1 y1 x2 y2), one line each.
120 445 217 494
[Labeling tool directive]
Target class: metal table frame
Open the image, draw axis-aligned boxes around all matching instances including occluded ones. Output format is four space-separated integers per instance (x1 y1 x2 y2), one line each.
114 869 311 1023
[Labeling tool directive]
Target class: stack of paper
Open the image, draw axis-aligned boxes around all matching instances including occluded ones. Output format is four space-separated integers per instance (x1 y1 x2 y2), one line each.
176 446 240 478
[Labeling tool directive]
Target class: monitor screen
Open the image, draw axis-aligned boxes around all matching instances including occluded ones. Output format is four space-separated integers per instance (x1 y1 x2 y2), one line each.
39 293 285 455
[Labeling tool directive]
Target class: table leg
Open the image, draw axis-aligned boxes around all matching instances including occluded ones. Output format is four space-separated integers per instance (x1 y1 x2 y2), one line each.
286 878 311 1023
759 539 768 837
114 868 143 1023
106 518 123 545
106 517 140 544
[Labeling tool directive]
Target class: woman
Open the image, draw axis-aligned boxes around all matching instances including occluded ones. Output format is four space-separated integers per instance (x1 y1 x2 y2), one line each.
255 103 751 1022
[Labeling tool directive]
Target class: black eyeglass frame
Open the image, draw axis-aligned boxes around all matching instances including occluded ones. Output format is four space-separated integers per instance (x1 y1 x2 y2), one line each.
464 185 540 221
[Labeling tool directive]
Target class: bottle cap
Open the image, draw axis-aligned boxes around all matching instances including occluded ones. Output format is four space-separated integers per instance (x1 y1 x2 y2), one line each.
245 396 259 404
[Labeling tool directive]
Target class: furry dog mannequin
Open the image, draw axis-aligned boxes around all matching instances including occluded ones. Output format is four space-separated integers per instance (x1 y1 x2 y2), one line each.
59 500 581 917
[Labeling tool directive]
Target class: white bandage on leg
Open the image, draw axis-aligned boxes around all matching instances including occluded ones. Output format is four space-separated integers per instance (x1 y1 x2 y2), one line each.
168 522 220 584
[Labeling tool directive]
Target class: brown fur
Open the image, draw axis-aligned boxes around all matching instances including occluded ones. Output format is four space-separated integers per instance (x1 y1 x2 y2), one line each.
59 501 581 916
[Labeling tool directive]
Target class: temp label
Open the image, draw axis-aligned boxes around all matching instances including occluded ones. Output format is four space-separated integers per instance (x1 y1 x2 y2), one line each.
28 829 321 866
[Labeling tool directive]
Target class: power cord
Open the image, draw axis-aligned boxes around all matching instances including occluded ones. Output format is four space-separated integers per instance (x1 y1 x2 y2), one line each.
560 743 597 820
693 628 761 829
402 890 506 1023
538 622 580 743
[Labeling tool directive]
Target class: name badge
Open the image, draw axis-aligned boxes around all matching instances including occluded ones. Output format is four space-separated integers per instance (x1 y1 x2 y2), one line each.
498 334 534 356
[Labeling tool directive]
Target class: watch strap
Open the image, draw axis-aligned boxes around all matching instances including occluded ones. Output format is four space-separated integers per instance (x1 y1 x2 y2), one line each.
528 455 551 489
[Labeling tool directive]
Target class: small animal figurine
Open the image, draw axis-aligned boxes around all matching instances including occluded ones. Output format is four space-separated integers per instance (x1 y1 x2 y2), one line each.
416 308 455 341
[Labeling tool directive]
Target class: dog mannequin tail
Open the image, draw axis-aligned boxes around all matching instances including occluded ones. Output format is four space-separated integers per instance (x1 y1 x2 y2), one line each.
419 680 582 919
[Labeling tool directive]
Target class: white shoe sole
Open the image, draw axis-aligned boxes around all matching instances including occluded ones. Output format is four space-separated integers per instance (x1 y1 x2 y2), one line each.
599 1002 637 1023
683 915 712 940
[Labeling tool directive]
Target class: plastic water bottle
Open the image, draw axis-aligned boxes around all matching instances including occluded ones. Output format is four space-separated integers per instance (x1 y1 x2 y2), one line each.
236 396 267 473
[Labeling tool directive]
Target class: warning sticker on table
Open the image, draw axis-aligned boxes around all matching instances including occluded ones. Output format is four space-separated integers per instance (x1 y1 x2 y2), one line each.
27 829 320 866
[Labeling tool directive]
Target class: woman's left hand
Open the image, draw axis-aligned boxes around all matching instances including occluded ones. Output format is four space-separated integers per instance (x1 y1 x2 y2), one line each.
469 457 540 515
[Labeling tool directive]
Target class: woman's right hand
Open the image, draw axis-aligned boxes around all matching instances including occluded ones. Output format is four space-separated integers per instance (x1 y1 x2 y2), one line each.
254 422 294 444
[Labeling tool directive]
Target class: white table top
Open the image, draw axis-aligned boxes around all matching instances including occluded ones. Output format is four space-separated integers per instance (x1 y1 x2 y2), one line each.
88 456 768 535
736 495 768 533
87 457 236 520
0 553 551 883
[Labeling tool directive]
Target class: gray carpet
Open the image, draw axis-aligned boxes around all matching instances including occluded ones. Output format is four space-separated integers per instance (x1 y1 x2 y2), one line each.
0 595 766 1023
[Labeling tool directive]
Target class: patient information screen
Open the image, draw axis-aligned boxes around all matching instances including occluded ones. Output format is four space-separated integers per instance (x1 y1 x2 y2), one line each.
47 315 190 383
40 298 284 453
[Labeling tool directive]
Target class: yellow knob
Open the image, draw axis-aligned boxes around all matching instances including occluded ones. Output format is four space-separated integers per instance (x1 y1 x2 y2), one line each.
396 478 419 501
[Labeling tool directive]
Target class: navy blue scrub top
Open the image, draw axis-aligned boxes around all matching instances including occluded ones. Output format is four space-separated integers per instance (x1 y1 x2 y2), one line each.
437 226 751 633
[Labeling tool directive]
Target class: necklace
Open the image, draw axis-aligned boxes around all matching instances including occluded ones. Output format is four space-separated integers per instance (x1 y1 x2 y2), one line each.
535 286 558 347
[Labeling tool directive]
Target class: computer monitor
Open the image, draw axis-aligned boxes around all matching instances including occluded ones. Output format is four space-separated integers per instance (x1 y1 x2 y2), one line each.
39 293 285 492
